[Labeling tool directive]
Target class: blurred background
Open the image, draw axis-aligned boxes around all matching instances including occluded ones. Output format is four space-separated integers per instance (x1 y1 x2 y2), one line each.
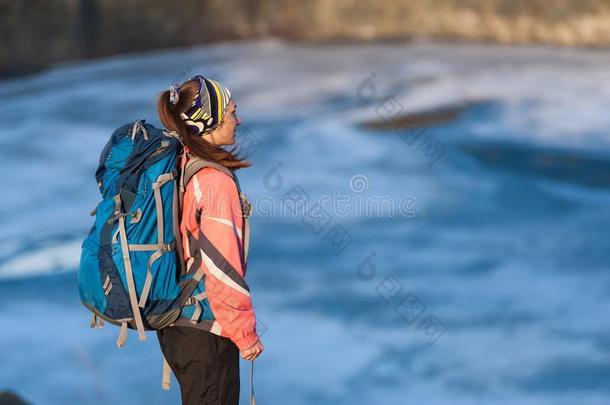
1 1 610 404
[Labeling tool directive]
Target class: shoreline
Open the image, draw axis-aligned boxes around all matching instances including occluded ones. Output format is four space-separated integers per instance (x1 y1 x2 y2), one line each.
4 0 610 79
5 37 610 85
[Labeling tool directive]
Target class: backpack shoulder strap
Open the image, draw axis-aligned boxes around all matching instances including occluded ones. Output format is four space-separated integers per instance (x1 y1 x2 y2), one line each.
184 156 235 185
179 154 237 205
178 153 250 263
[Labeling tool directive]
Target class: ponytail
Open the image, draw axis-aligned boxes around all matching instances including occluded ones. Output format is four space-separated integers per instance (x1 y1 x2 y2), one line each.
157 79 251 170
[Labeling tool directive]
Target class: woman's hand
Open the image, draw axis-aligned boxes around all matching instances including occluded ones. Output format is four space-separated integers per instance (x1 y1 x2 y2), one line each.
240 339 264 361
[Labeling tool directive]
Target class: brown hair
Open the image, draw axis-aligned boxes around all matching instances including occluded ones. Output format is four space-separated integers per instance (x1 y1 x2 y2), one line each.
157 78 251 170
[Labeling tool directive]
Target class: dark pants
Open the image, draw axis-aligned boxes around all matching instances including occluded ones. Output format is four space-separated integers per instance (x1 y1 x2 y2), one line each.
157 326 240 405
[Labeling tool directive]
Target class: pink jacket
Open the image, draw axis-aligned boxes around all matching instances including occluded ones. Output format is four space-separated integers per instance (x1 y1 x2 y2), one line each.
179 152 259 351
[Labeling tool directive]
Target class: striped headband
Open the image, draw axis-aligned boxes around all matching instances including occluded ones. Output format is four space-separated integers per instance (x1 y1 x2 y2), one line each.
180 75 232 135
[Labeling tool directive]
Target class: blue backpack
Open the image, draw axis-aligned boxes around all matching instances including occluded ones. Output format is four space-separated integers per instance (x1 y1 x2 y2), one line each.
78 119 248 348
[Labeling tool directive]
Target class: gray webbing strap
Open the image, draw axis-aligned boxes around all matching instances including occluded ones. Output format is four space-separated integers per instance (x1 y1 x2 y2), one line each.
137 242 174 308
192 266 205 282
89 313 104 328
128 242 173 252
172 176 186 276
161 356 172 390
189 291 208 324
114 195 146 343
128 244 159 251
184 291 208 305
190 301 202 324
131 120 149 141
183 156 234 187
236 190 251 263
139 250 161 308
112 209 140 244
153 173 174 246
233 175 249 267
244 211 250 263
193 291 208 301
178 149 188 211
116 321 129 348
103 275 112 295
136 173 175 309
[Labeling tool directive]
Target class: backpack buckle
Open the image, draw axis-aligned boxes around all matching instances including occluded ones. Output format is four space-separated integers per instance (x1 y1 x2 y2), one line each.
240 193 252 218
129 208 143 224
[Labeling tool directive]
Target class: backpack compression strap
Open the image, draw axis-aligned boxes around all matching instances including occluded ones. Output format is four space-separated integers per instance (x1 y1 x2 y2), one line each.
112 194 147 345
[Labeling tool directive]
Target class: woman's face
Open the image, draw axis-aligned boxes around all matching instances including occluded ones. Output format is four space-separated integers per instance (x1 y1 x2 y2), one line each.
202 99 241 146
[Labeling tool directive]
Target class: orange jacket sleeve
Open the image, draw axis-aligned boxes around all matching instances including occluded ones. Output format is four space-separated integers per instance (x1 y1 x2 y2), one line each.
189 167 259 351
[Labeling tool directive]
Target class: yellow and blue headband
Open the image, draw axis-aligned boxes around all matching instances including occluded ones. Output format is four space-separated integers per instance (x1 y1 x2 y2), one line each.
178 75 232 135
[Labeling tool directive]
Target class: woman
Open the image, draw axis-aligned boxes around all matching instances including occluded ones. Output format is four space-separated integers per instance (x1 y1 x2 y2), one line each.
156 74 264 404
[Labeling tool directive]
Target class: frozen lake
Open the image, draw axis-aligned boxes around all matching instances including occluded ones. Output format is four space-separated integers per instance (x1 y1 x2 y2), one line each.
1 39 609 404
